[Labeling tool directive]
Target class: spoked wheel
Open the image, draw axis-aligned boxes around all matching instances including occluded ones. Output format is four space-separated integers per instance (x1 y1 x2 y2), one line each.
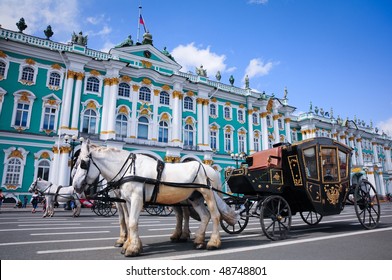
354 179 380 229
159 206 173 216
300 211 323 225
102 202 117 217
220 197 249 234
260 195 292 241
145 205 163 216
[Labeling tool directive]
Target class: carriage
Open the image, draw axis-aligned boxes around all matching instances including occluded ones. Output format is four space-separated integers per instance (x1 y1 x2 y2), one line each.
220 137 381 240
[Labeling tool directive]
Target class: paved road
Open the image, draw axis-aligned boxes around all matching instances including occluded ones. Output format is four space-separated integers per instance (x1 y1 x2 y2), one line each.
1 203 392 260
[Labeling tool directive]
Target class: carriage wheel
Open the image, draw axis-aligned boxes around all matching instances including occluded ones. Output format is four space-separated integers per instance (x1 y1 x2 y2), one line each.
102 202 117 217
300 211 323 225
145 205 163 216
354 179 380 229
260 195 292 241
107 203 118 216
92 201 103 216
159 206 173 216
220 197 249 234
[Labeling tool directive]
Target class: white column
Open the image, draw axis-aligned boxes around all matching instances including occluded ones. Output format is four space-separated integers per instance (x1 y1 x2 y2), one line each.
339 133 347 145
50 146 60 184
284 117 292 143
273 113 280 144
202 99 210 146
58 145 71 186
152 89 159 141
349 136 357 166
130 85 139 138
59 71 75 131
372 141 379 164
247 109 255 154
384 147 392 171
356 138 364 166
261 112 269 150
106 78 119 140
70 72 84 131
100 78 112 138
196 98 203 147
171 90 182 146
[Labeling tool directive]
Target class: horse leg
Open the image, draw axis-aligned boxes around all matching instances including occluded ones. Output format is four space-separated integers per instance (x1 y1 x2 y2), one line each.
201 190 221 250
123 190 144 257
188 195 211 249
116 201 129 248
170 206 184 242
180 206 191 241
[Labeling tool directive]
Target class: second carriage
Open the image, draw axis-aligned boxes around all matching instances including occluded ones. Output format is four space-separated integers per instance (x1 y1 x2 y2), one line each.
221 137 381 240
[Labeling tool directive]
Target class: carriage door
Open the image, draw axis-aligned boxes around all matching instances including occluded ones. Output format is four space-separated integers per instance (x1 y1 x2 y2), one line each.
303 146 322 207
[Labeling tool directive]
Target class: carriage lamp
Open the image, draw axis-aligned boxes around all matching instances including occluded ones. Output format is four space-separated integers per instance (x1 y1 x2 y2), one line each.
231 152 245 168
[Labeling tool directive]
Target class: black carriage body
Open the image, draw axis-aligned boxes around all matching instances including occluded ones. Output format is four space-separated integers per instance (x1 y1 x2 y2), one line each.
226 137 352 216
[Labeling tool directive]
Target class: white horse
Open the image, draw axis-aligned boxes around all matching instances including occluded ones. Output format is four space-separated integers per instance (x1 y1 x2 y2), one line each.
72 139 240 257
29 178 82 218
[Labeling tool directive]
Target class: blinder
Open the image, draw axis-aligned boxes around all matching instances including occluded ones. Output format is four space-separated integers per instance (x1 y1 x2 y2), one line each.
80 159 90 170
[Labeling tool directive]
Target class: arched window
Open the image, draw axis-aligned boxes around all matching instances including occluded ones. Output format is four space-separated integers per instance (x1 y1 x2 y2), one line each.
21 66 34 82
184 124 194 146
159 91 170 105
266 115 272 127
139 86 151 102
118 83 130 97
37 160 50 181
253 113 259 125
254 135 260 152
86 77 100 93
137 116 149 139
238 110 244 122
0 61 6 77
82 109 97 134
210 130 217 150
158 121 169 143
5 158 22 185
224 107 231 119
115 114 128 139
14 103 30 127
278 118 284 130
224 130 232 152
48 72 61 87
210 104 217 116
238 132 246 153
184 96 193 110
42 107 56 131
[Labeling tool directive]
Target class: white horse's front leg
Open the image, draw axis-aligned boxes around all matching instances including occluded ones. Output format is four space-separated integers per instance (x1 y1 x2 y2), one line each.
124 190 143 257
202 190 221 250
170 206 184 242
189 196 211 249
115 202 128 247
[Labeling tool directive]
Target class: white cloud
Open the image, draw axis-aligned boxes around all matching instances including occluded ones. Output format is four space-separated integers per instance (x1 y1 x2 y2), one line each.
248 0 269 4
243 58 276 82
377 118 392 136
171 43 229 76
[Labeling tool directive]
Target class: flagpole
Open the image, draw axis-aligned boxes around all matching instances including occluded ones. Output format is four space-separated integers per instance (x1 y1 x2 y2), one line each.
137 5 142 43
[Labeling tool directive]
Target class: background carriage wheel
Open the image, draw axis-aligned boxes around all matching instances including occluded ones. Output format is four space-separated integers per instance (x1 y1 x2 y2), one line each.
145 205 163 216
220 197 249 234
159 206 173 216
92 201 102 216
260 195 292 241
300 211 323 225
354 179 380 229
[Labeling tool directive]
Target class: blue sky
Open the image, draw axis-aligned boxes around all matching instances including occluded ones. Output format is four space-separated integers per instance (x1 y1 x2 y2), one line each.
1 0 392 134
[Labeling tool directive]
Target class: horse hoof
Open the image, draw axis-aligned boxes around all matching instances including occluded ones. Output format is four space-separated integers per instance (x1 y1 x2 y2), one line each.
207 245 219 250
194 243 206 250
114 242 123 248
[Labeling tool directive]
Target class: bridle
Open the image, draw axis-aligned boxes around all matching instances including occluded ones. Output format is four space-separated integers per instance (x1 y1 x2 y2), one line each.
30 179 53 195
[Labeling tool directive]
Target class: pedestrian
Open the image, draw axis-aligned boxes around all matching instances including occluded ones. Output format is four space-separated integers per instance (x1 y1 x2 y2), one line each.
30 190 39 213
22 195 28 208
0 189 4 213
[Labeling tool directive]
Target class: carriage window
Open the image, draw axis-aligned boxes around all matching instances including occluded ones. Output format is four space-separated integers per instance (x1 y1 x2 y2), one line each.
303 147 318 180
321 147 339 182
339 150 348 179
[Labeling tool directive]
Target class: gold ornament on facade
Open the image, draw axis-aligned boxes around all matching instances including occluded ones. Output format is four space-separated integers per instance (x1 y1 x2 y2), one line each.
67 70 76 79
160 113 169 121
60 146 72 154
211 97 217 103
154 89 160 96
40 152 50 159
284 118 291 123
90 70 100 76
185 117 194 125
19 92 30 102
6 185 18 190
164 156 180 163
52 146 59 154
8 150 23 159
225 101 231 106
260 112 268 118
225 127 232 133
118 106 129 114
25 58 36 65
254 131 260 137
142 78 152 85
196 98 204 105
203 159 213 165
132 85 140 92
186 91 194 97
51 64 61 70
121 75 132 82
172 91 182 99
273 114 281 121
210 124 218 130
266 98 274 112
75 72 84 80
238 130 246 135
43 129 53 135
86 100 97 109
162 84 170 91
0 50 7 58
140 108 150 116
45 99 57 106
141 60 152 68
104 78 112 86
202 99 209 106
239 104 245 109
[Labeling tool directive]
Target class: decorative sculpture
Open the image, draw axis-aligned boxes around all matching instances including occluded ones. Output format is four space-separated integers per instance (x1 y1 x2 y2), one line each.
44 25 54 40
196 65 207 77
16 18 27 33
116 35 133 47
72 31 88 46
245 75 249 89
229 75 234 86
215 71 221 81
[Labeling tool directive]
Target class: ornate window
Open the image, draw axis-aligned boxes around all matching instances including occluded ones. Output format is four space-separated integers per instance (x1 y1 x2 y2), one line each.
159 91 170 105
253 113 259 125
184 124 194 146
37 160 50 181
12 91 36 130
48 72 61 87
266 115 272 127
2 147 28 189
40 94 61 133
224 106 232 120
82 109 97 134
238 129 247 153
137 116 149 139
21 66 35 82
254 135 260 152
86 77 100 93
139 86 151 102
158 121 169 143
115 114 128 139
237 109 244 123
118 82 130 98
0 61 6 79
210 104 217 117
18 62 37 85
224 127 233 153
278 118 284 130
210 130 217 150
184 96 193 111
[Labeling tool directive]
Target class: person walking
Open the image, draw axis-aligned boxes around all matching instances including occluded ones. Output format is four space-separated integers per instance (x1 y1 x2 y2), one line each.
0 189 4 213
30 190 39 213
22 195 28 208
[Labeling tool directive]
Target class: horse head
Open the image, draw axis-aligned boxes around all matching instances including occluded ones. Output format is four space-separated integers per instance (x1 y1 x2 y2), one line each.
72 139 100 194
28 178 40 193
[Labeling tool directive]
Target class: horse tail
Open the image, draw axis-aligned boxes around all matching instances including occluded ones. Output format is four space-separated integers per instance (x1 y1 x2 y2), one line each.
213 191 241 226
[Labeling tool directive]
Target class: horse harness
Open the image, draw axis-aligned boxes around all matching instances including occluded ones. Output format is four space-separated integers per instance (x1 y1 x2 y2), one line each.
81 153 213 205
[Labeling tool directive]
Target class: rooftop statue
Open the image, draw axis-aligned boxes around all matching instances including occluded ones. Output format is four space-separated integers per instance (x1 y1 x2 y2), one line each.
116 35 134 48
215 71 221 81
16 18 27 33
162 47 175 61
245 75 250 89
44 25 54 40
72 31 88 46
196 65 207 77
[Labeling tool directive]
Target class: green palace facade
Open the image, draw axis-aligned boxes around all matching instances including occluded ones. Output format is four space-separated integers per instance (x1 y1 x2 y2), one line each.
1 25 391 203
